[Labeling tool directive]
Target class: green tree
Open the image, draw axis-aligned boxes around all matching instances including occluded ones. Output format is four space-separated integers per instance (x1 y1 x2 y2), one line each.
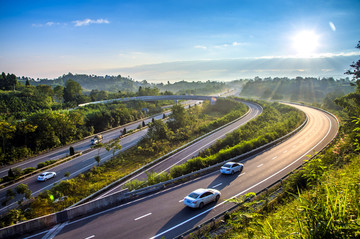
335 41 360 151
147 120 170 140
0 120 16 153
15 183 32 205
35 85 55 105
69 146 75 156
167 104 189 131
17 122 38 148
95 155 101 166
345 41 360 80
8 167 22 179
53 85 64 103
105 139 122 157
63 79 83 104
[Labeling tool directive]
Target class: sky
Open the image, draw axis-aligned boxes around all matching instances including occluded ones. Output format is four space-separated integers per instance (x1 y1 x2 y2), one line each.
0 0 359 82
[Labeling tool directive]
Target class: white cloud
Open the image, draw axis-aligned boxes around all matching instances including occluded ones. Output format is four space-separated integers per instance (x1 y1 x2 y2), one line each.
329 21 336 31
194 45 207 50
32 21 60 27
73 18 110 27
232 41 247 46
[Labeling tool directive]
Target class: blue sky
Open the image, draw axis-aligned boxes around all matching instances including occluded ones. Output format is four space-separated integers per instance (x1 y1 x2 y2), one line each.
0 0 359 82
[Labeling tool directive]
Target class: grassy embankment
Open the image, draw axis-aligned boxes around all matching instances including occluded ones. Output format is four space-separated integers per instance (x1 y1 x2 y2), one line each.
124 100 305 191
0 98 247 227
191 113 360 238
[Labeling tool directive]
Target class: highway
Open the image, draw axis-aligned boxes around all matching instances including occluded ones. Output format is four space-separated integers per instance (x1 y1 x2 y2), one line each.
0 101 197 214
28 104 338 239
0 99 256 215
97 101 262 199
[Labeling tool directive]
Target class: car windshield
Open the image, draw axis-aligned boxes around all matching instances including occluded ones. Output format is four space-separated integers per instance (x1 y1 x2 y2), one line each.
188 193 200 199
39 174 45 176
223 163 232 168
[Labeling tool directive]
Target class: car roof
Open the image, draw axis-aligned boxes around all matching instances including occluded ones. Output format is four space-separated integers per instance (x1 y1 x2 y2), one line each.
191 188 208 194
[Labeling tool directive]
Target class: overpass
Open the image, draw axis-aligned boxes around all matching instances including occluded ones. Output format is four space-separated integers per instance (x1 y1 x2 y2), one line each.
77 95 219 107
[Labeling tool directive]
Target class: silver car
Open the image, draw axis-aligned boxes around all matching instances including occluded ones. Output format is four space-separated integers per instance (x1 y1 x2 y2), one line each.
220 162 244 175
37 172 56 182
184 188 221 209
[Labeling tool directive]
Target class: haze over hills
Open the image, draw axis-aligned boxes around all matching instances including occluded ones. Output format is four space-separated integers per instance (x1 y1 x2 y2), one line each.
96 54 359 83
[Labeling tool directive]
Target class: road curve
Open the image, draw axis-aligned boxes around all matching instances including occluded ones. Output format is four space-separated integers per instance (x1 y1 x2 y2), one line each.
97 101 262 199
0 101 199 215
25 104 338 239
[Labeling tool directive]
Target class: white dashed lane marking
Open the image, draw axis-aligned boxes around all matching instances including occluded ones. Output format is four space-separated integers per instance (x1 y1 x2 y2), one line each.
135 213 152 221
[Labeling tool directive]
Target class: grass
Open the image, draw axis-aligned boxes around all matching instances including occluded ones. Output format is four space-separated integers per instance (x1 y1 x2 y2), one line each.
196 140 360 239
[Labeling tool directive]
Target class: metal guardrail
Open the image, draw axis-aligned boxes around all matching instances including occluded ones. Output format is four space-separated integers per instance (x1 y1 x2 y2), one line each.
0 152 82 189
71 100 254 207
174 105 340 239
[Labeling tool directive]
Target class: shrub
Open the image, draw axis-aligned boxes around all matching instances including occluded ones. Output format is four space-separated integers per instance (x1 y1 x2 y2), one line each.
23 167 36 174
69 146 75 156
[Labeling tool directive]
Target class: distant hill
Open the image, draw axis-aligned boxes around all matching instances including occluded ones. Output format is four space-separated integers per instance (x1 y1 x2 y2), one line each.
18 73 141 92
240 77 355 104
17 73 229 94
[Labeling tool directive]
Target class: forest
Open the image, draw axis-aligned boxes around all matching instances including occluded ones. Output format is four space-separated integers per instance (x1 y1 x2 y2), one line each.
0 73 204 166
17 72 228 95
240 76 354 106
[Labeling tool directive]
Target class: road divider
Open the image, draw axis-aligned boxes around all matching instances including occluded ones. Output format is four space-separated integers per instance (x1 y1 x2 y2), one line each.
0 107 307 239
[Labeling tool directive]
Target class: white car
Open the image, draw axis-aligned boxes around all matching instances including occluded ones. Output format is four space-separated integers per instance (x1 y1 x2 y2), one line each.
220 162 244 175
37 172 56 182
184 188 221 209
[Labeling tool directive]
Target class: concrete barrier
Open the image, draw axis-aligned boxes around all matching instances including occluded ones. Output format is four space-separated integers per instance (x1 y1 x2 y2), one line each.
0 213 57 238
0 102 306 239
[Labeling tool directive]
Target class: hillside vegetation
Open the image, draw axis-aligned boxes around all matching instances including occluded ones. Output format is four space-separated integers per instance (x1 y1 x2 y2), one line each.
0 98 248 227
240 76 354 105
192 42 360 238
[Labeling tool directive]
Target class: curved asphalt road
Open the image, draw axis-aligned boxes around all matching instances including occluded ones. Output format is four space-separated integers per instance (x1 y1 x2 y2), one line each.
29 104 338 239
0 101 199 214
97 101 262 199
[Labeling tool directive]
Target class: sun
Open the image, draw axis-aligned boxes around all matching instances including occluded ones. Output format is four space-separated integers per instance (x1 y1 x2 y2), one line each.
292 30 319 57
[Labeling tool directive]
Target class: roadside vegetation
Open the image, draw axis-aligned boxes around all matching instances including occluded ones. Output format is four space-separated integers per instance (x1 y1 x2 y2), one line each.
188 41 360 239
124 100 305 190
0 76 175 167
0 98 248 227
240 76 354 105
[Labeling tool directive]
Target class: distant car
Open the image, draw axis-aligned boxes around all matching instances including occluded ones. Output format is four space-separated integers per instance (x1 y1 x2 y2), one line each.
220 162 244 175
37 172 56 182
184 188 221 209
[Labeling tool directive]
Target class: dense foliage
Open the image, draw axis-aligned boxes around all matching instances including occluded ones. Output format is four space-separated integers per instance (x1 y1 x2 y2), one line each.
194 41 360 239
18 73 228 95
0 98 248 227
124 101 305 190
157 80 227 95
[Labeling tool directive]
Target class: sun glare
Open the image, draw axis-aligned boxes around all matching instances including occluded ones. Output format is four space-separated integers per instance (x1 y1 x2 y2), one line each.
292 30 319 57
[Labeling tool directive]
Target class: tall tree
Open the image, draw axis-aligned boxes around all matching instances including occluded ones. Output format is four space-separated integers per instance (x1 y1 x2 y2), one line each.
167 104 189 131
53 85 64 103
63 79 83 104
0 120 16 154
346 41 360 81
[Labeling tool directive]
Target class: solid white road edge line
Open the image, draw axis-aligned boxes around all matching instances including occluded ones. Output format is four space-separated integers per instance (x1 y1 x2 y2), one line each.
148 113 332 239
